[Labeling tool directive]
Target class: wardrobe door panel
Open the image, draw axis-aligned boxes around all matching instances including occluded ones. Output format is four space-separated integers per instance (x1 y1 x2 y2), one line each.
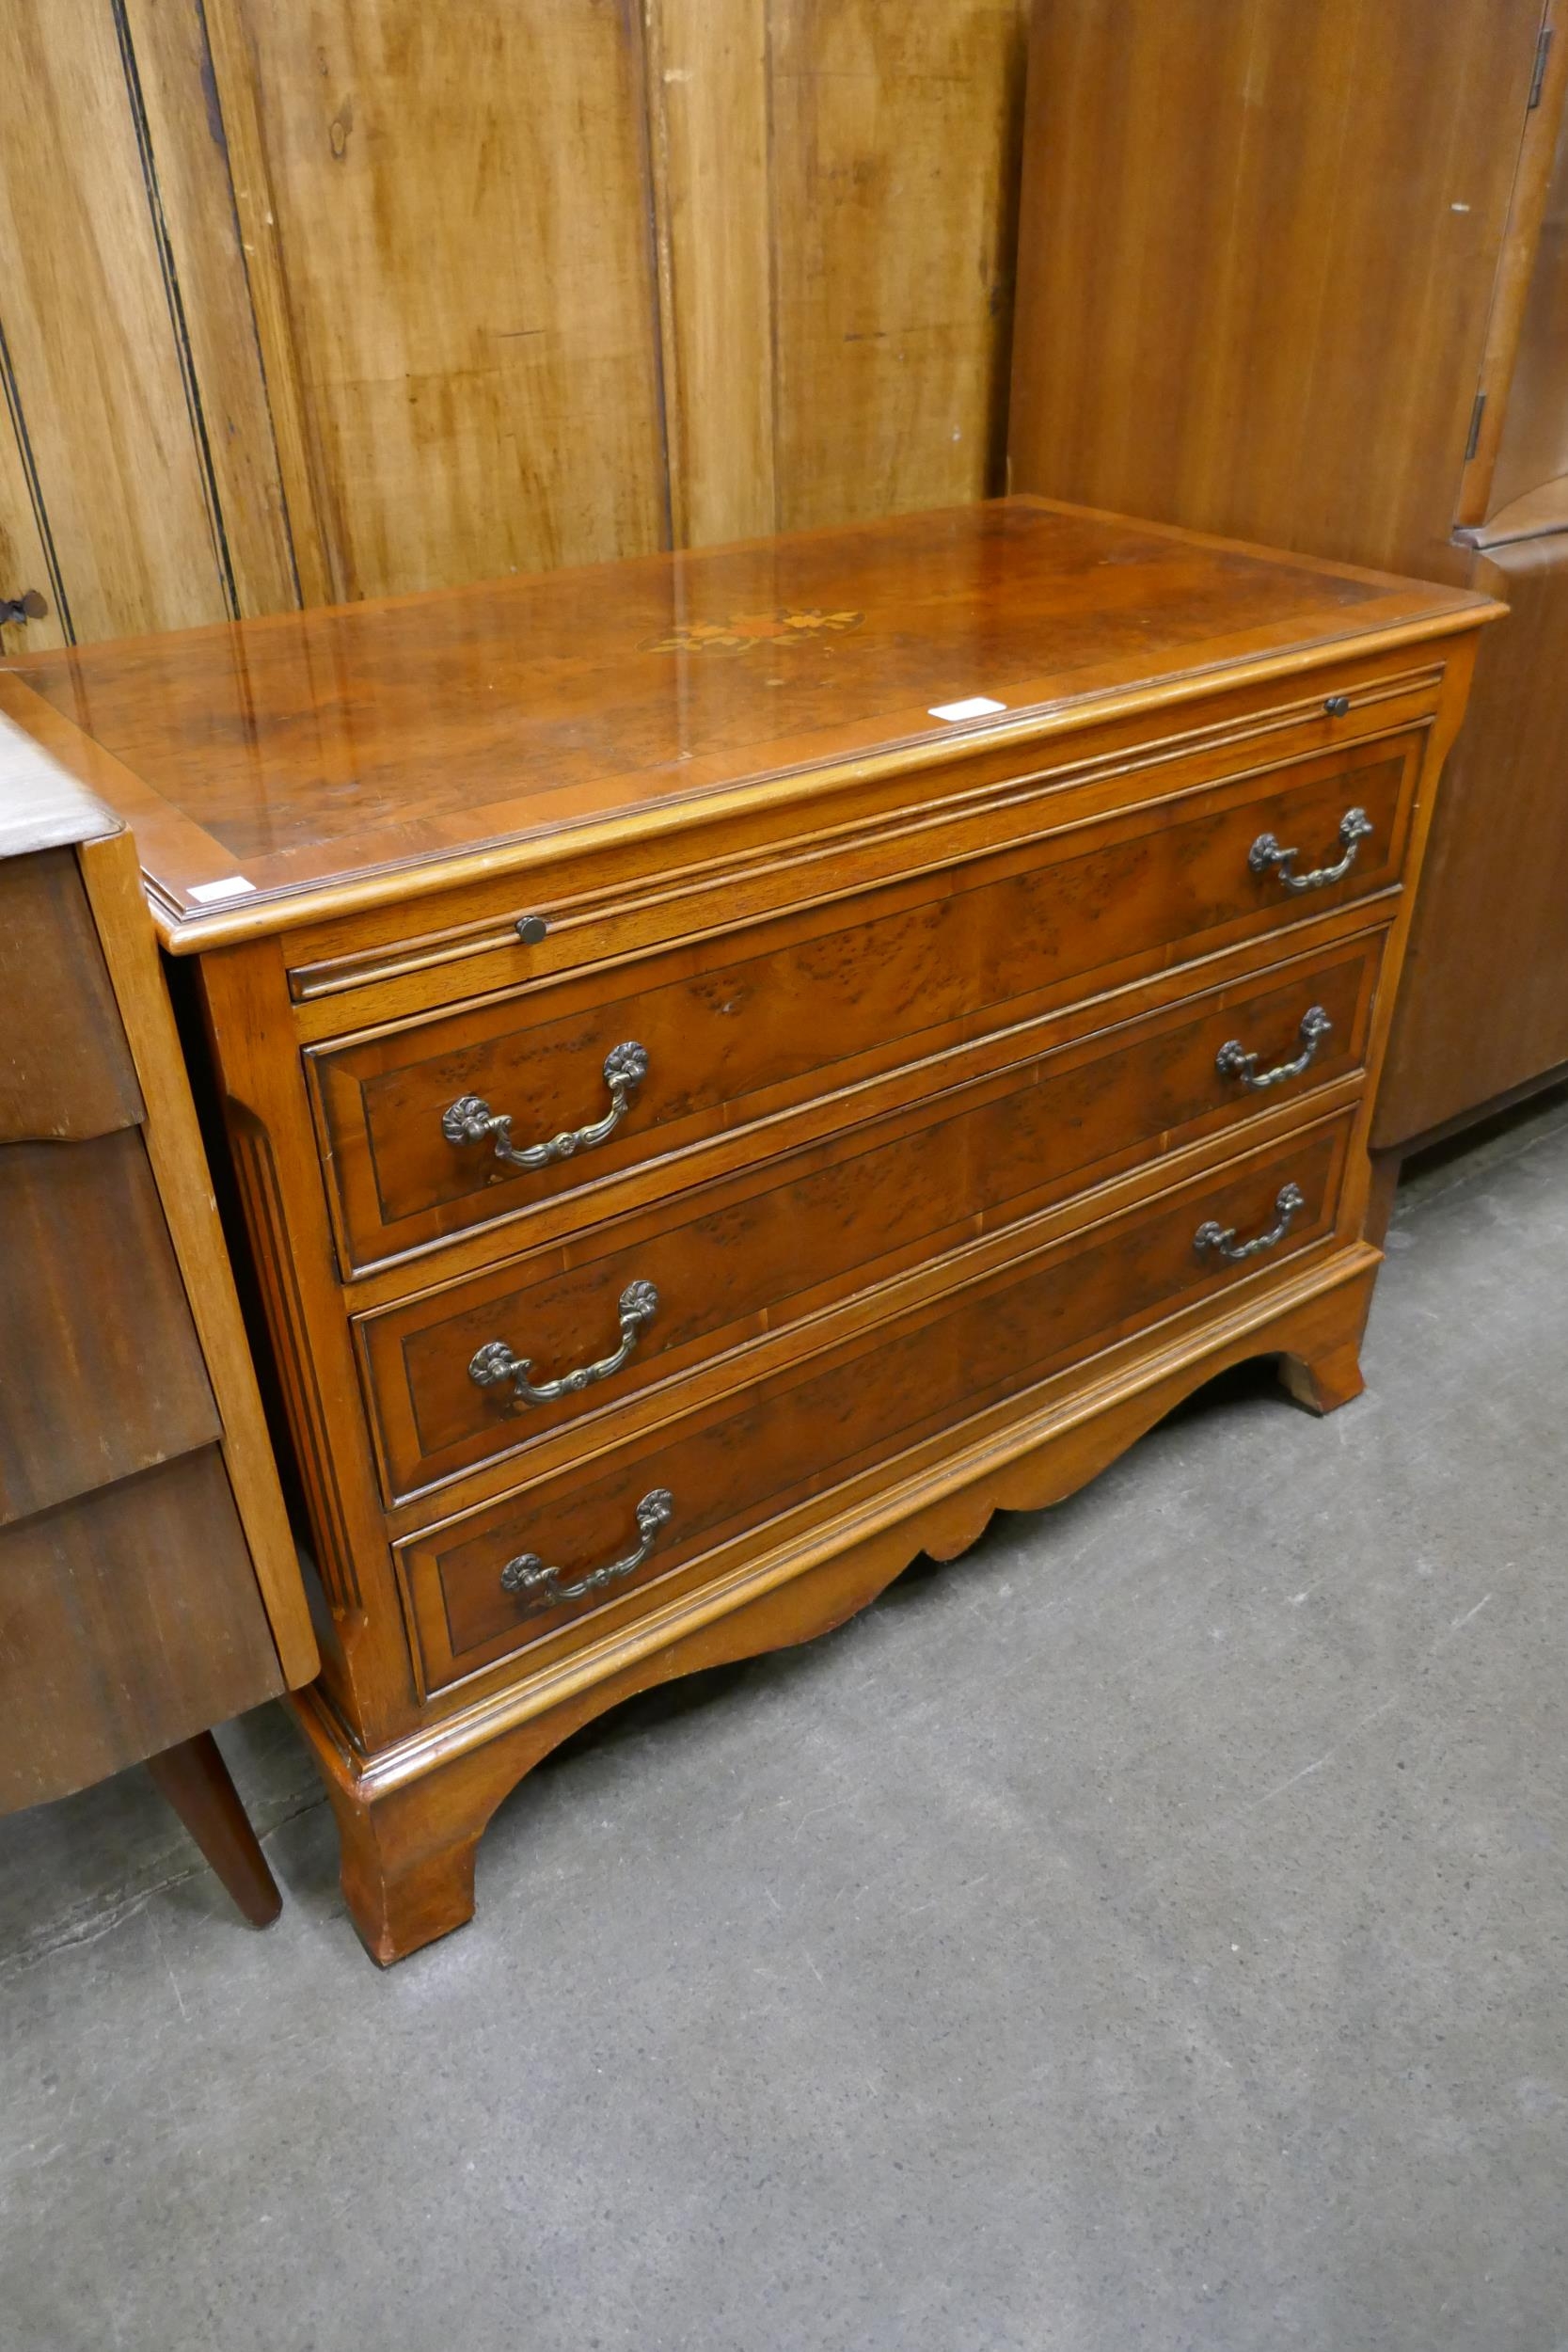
0 4 234 642
1008 0 1544 579
214 0 669 603
1488 97 1568 518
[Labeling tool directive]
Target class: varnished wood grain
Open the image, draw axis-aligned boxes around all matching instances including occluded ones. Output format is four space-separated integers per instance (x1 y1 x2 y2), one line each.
0 2 1033 636
207 0 668 603
302 591 1479 1953
1009 0 1545 583
277 649 1445 1036
197 0 333 611
0 850 143 1144
119 0 300 619
0 3 233 641
1454 0 1568 525
768 1 1029 529
0 421 63 660
1486 40 1568 519
6 501 1481 939
374 1068 1376 1547
198 936 426 1749
406 1121 1348 1686
1376 530 1568 1143
645 0 776 547
78 826 319 1686
361 936 1380 1500
0 1448 283 1808
1007 0 1568 1152
0 1129 219 1528
311 732 1415 1268
649 0 1029 548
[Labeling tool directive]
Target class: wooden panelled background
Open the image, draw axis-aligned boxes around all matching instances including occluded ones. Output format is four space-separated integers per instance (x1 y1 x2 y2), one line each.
0 1 1029 654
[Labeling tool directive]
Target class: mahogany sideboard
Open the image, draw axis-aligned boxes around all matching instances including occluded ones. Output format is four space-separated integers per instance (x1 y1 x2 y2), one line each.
0 718 316 1924
0 500 1497 1963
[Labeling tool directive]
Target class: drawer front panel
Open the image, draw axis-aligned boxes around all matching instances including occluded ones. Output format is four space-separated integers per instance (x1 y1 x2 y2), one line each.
403 1118 1351 1691
361 934 1382 1502
0 1446 284 1806
286 654 1444 1029
0 850 143 1145
312 733 1417 1272
0 1129 219 1529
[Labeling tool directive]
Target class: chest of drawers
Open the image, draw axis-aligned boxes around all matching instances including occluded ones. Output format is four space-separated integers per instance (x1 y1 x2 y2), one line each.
0 500 1497 1963
0 720 316 1922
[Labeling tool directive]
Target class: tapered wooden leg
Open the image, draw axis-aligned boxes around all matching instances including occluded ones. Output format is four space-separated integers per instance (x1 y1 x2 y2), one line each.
145 1729 283 1928
1277 1336 1367 1416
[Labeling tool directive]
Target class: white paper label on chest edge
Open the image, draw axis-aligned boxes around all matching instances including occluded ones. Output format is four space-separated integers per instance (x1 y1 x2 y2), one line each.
188 875 258 903
928 695 1007 723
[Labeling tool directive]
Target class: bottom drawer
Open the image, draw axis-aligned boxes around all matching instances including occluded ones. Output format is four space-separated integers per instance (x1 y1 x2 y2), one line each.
400 1116 1354 1692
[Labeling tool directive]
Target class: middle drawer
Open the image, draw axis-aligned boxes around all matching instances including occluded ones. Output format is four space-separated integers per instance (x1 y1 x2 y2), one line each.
355 927 1383 1504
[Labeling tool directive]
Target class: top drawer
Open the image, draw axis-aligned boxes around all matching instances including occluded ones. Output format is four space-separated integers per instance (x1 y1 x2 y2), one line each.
309 729 1419 1275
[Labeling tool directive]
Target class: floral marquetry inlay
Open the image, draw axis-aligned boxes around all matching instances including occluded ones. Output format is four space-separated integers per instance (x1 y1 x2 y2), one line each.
641 608 865 656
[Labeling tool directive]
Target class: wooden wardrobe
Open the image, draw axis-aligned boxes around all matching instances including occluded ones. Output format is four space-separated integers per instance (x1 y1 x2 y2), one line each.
0 3 1031 657
1008 0 1568 1157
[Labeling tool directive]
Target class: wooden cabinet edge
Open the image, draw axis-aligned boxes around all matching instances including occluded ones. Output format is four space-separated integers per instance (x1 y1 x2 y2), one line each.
1335 633 1485 1198
1454 0 1568 527
192 931 435 1749
76 830 317 1687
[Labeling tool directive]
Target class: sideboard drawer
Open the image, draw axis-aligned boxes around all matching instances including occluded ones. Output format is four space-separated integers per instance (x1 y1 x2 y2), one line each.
399 1114 1352 1692
0 1129 219 1527
0 849 143 1144
358 932 1382 1502
311 733 1418 1272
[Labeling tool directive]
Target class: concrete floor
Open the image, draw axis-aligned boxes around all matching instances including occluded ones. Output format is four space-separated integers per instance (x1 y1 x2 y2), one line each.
4 1091 1567 2352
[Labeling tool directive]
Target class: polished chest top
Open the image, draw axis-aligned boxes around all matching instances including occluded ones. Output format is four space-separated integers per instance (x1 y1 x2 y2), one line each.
1 499 1486 946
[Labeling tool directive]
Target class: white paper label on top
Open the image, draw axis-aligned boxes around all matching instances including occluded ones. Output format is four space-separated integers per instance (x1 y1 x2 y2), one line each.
188 875 259 904
928 695 1007 723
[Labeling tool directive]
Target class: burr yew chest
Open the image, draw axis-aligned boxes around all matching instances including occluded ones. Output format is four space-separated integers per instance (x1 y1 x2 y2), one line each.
0 499 1497 1963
